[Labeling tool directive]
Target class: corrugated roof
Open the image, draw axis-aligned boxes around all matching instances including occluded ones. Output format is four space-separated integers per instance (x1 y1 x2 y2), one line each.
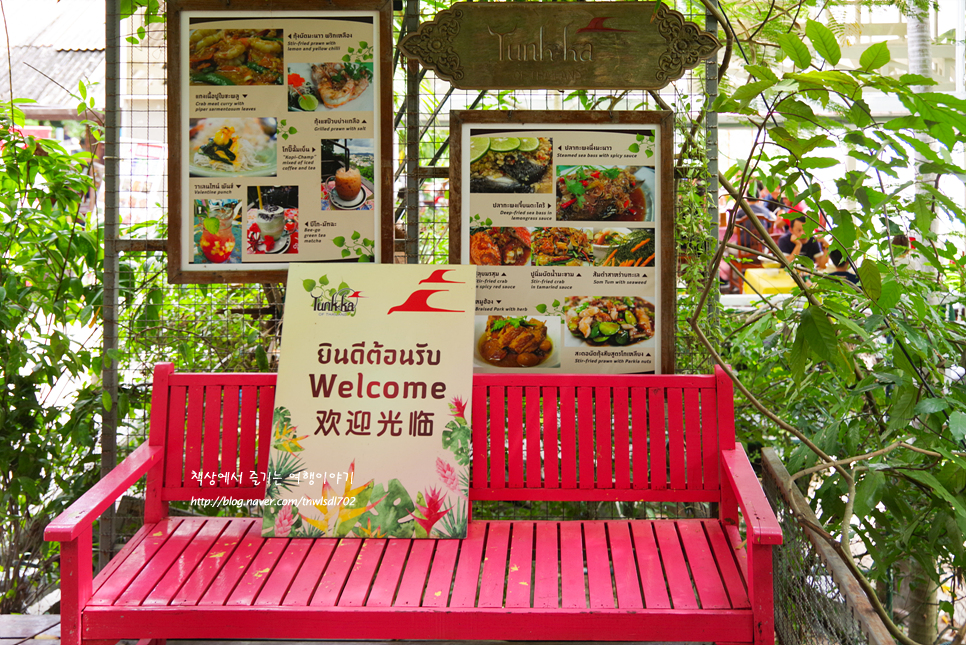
0 0 105 106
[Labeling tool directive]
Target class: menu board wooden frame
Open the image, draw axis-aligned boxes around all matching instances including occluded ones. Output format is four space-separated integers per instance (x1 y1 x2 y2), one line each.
451 110 675 374
167 0 394 284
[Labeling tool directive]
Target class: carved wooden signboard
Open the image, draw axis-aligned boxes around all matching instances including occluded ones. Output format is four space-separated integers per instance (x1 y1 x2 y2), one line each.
399 2 720 90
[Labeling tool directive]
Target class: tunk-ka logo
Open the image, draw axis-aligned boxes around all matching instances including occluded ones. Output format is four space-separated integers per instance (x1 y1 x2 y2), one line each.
302 276 361 316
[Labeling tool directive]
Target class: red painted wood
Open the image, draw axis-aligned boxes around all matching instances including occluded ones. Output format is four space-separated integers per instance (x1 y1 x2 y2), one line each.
584 521 615 609
608 522 643 609
252 539 313 606
163 385 187 489
311 539 362 606
393 539 435 607
45 444 162 542
653 521 697 609
238 385 258 487
477 522 510 608
59 531 91 645
421 539 459 607
170 519 256 606
280 538 336 606
542 387 559 489
715 365 737 450
255 385 274 487
533 522 558 608
667 388 685 490
630 521 670 609
93 525 152 595
474 372 716 389
167 372 276 386
595 387 613 488
145 364 174 523
202 386 222 488
649 387 667 490
337 538 387 607
91 519 184 606
631 386 648 489
684 388 702 490
365 539 409 607
220 385 240 488
702 387 720 491
490 387 506 489
559 386 577 488
470 487 718 503
116 518 206 606
678 521 730 609
613 387 630 489
577 387 594 489
559 522 585 609
472 384 488 490
449 521 486 608
183 385 204 488
749 542 776 645
705 521 750 609
507 386 524 488
721 447 783 544
505 522 533 608
226 537 287 606
525 386 541 487
198 522 265 606
83 606 752 642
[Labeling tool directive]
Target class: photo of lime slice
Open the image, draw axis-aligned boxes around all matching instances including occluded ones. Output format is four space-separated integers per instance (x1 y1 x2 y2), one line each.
470 137 490 162
489 136 521 152
203 217 220 234
298 94 319 111
517 137 540 152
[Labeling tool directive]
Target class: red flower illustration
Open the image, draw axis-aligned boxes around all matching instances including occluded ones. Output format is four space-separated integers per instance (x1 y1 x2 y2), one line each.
449 395 467 419
411 487 452 536
436 457 458 492
287 72 306 88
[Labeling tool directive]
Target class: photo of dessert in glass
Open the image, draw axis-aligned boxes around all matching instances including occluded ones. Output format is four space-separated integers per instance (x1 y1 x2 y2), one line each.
246 185 299 255
193 199 241 264
320 138 375 210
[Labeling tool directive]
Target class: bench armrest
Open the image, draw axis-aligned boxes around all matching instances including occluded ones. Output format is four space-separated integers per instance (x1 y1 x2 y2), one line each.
45 443 163 542
721 445 783 545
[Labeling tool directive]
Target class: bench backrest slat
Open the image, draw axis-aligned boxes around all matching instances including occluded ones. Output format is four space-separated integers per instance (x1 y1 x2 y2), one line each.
148 365 732 506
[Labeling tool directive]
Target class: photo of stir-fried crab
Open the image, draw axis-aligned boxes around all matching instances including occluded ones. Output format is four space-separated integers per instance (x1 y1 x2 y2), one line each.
564 296 655 346
469 227 531 266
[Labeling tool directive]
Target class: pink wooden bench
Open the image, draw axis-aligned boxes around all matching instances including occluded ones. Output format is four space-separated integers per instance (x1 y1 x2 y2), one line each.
46 363 781 645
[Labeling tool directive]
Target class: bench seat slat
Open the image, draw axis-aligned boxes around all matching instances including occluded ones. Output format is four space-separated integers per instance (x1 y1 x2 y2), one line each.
253 539 313 606
631 521 670 609
198 522 264 605
144 519 230 606
654 522 697 609
312 539 362 606
116 518 206 606
394 539 435 607
422 539 459 607
280 539 337 605
449 521 486 607
478 522 511 607
339 538 388 607
91 518 185 606
585 521 615 609
505 522 533 608
170 518 258 605
705 521 750 609
559 522 585 609
678 520 730 609
364 539 409 607
533 522 558 608
92 524 153 596
226 537 288 606
608 522 643 609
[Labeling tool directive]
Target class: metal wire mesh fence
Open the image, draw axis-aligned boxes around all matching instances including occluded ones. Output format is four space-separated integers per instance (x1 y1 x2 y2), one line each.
761 448 895 645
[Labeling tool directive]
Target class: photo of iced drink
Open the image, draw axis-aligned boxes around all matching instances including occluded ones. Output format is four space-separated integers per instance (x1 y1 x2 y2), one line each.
256 205 286 240
335 166 362 201
199 217 235 263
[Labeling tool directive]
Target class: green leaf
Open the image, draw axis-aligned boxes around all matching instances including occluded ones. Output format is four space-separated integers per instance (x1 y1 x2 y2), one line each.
628 143 640 153
351 230 361 240
806 19 841 66
332 236 345 247
799 307 837 363
101 391 113 412
860 41 891 71
857 260 881 301
915 398 949 415
797 157 839 169
746 64 779 82
949 411 966 442
854 470 885 519
535 304 547 313
78 80 87 100
790 326 807 382
777 33 812 69
904 471 966 535
255 345 269 371
877 279 900 311
302 279 316 293
732 79 776 102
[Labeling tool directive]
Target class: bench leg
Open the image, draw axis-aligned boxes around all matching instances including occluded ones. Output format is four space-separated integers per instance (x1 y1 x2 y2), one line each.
749 543 776 645
60 533 93 645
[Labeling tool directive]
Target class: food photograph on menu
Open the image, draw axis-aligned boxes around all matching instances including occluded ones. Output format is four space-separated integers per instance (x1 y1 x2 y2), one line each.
320 138 375 210
188 118 278 177
188 28 284 86
287 61 374 111
246 185 298 256
456 112 669 374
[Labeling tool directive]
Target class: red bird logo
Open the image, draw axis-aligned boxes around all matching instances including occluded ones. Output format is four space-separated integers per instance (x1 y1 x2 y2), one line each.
419 269 465 285
576 17 635 33
387 290 465 314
